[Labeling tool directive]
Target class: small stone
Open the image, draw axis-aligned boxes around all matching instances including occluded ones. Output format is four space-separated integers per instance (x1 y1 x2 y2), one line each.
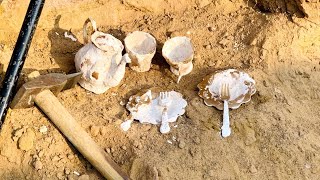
14 128 24 138
189 148 197 157
39 125 48 134
121 146 127 150
119 101 126 106
110 147 115 153
90 125 100 137
178 140 186 149
141 136 147 140
249 165 257 173
73 171 80 176
250 38 257 46
67 154 74 160
100 127 107 136
33 160 43 170
52 155 60 162
208 170 215 177
205 44 212 50
262 80 269 87
65 168 71 175
58 154 66 159
193 137 201 145
18 129 35 151
305 163 311 169
133 140 139 147
33 154 39 160
208 26 215 32
78 174 89 180
27 71 40 81
38 150 44 157
141 124 152 131
12 136 19 142
56 172 64 180
138 144 143 150
105 148 111 153
197 0 211 8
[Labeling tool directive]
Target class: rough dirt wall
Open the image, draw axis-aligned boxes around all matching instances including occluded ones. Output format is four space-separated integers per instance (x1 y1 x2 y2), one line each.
251 0 320 19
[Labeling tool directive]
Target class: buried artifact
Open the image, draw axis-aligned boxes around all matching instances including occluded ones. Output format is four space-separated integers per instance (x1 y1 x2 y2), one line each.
75 18 131 94
121 89 187 134
198 69 256 138
162 36 194 83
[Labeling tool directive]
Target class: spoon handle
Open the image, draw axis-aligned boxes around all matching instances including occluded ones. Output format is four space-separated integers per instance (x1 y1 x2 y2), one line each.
160 108 170 134
222 100 231 137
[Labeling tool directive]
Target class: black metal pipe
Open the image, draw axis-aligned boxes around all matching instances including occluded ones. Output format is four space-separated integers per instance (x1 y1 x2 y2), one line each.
0 0 45 128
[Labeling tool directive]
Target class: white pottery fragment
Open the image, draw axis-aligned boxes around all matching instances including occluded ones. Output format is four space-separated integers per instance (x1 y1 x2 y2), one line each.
124 31 156 72
162 36 194 83
74 18 130 94
198 69 256 110
120 89 187 133
198 69 256 137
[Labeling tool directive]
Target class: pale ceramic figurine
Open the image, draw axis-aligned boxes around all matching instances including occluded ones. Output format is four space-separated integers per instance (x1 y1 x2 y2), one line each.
198 69 256 138
74 18 130 94
120 89 187 134
162 36 194 83
124 31 156 72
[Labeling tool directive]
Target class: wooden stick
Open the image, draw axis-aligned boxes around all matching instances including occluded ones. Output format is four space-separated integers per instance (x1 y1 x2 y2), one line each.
34 89 129 180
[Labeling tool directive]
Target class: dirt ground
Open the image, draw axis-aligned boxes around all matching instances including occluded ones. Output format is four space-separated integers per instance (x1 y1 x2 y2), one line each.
0 0 320 179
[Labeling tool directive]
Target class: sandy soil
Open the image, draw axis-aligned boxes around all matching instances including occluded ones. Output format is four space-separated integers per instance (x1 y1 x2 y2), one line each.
0 0 320 179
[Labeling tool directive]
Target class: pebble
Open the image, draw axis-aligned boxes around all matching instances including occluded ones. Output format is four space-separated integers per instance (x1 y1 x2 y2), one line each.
52 155 60 162
64 168 71 175
219 39 229 47
178 140 186 149
208 170 215 177
33 160 43 170
262 80 269 87
193 137 201 145
100 127 107 136
105 148 111 153
249 165 258 173
305 163 311 169
110 147 115 153
205 44 212 50
14 128 24 138
78 174 90 180
119 101 126 106
18 129 35 151
27 71 40 81
67 154 75 160
138 144 143 150
121 146 127 150
39 125 48 134
208 26 215 32
56 172 64 180
90 125 100 137
141 136 147 140
73 171 80 176
133 140 139 147
38 150 44 158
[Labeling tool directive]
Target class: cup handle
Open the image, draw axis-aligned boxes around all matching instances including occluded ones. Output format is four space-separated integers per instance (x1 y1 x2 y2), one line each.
83 17 98 44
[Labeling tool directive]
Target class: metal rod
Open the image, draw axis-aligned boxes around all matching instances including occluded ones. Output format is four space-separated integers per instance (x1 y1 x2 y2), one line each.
0 0 45 128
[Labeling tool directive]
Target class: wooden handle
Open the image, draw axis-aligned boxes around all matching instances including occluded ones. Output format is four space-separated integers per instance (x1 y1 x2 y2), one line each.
34 90 129 180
